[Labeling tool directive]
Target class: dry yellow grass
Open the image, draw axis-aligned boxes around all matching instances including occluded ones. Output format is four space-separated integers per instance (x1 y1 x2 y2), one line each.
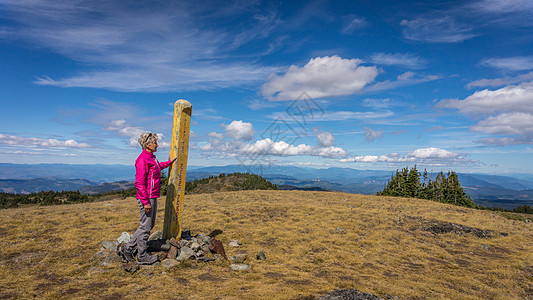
0 190 532 299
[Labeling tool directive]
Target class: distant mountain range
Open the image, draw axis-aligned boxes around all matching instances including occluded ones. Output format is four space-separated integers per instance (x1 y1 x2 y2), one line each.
1 163 532 209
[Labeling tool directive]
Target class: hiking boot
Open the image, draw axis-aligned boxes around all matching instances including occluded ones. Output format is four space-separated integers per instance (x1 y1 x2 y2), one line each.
137 253 158 265
117 243 135 262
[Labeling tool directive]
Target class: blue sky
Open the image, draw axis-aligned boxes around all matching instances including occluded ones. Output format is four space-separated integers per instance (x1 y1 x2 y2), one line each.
1 0 532 174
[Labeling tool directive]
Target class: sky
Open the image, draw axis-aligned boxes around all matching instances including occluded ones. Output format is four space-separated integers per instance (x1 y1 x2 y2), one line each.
0 0 532 175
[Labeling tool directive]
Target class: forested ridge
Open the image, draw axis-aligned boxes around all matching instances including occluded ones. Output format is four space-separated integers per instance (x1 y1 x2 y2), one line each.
0 172 277 208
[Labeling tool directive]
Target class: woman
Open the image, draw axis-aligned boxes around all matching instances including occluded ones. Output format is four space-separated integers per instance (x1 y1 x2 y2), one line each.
118 132 176 265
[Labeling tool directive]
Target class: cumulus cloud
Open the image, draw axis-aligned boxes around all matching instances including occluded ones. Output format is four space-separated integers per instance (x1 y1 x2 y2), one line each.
200 138 347 158
481 56 533 71
400 16 475 43
363 127 384 143
224 120 255 141
0 134 90 148
316 131 335 147
340 147 474 166
370 53 426 69
262 56 378 101
438 81 533 145
438 81 533 116
242 138 347 158
105 119 169 148
200 120 347 158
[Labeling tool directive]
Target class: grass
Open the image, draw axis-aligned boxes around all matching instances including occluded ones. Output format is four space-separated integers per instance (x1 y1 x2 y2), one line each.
0 190 532 299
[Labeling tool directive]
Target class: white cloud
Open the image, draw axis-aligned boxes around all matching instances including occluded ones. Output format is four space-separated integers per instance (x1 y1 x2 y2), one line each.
316 131 335 147
471 0 533 13
400 16 475 43
262 56 378 101
481 56 533 71
466 72 533 88
0 134 90 148
471 112 533 135
340 147 474 166
224 120 255 141
105 119 170 148
242 138 347 158
341 16 368 34
0 1 280 92
200 138 348 159
438 81 533 145
270 110 394 122
370 53 426 69
363 127 384 143
364 74 441 93
438 81 533 115
207 132 224 139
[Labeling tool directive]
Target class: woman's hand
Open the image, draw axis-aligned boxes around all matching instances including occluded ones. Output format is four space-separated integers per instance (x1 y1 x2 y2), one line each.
144 203 152 214
168 153 177 162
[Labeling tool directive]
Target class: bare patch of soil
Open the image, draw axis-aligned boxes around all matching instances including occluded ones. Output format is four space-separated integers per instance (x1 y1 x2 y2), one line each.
405 216 502 238
285 279 312 285
264 272 285 278
174 277 190 285
197 273 226 282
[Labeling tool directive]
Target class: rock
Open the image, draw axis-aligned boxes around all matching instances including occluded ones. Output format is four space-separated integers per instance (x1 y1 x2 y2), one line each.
231 253 247 263
200 244 211 254
319 288 383 300
116 232 131 244
155 251 168 261
197 257 215 263
190 241 201 252
181 229 193 240
104 203 115 207
195 250 205 258
167 245 178 259
101 240 118 250
256 251 266 261
179 239 191 248
228 239 242 247
92 248 121 267
213 254 223 260
177 246 196 261
148 230 163 241
208 229 223 237
197 234 211 246
123 262 139 274
162 259 180 270
209 238 227 259
335 227 347 234
147 238 169 252
229 264 251 272
481 244 490 251
169 238 180 248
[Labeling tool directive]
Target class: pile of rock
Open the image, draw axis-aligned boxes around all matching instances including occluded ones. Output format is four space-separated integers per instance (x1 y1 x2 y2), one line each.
93 229 265 274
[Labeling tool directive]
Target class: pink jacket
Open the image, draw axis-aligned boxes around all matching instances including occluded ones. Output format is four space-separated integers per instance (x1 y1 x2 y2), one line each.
135 149 173 205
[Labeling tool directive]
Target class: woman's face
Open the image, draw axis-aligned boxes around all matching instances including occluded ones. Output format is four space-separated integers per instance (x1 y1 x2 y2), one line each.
145 140 158 153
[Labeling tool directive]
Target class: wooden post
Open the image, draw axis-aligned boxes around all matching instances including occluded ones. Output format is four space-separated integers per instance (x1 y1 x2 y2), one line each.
163 99 192 240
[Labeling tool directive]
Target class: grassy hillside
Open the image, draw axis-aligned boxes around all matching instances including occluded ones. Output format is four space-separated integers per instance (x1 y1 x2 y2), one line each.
0 190 532 299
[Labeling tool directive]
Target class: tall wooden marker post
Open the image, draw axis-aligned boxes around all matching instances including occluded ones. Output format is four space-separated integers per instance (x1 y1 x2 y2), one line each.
163 99 192 240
